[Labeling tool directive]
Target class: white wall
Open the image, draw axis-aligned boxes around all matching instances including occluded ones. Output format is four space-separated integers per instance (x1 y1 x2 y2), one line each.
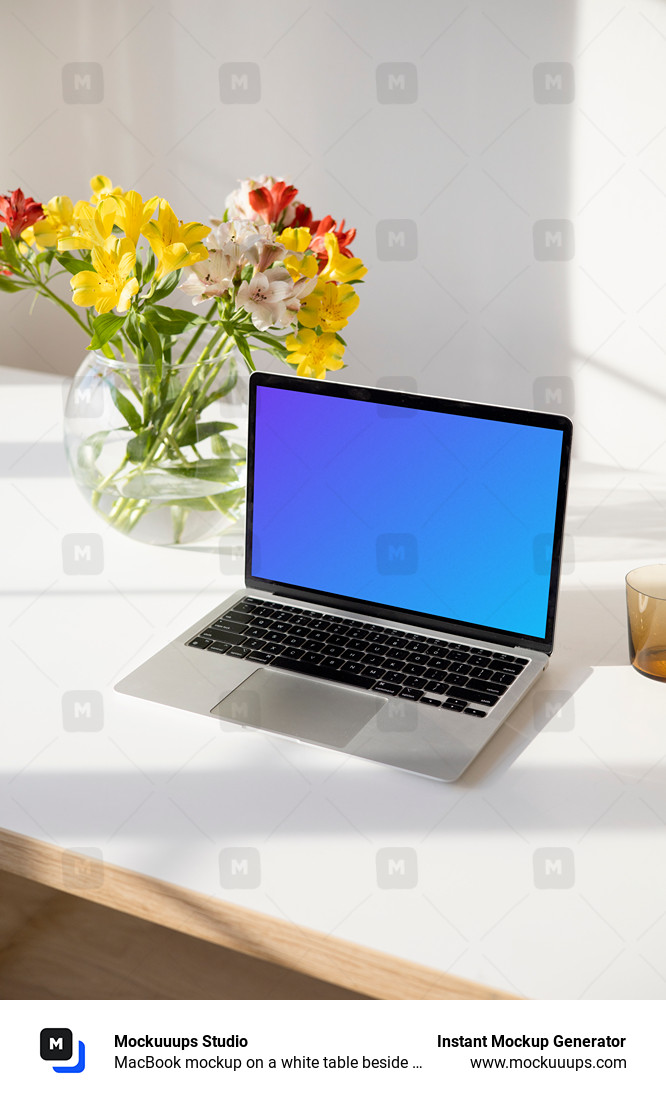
2 0 665 471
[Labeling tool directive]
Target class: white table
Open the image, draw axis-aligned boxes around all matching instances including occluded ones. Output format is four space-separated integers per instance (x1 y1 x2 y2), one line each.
1 367 665 1000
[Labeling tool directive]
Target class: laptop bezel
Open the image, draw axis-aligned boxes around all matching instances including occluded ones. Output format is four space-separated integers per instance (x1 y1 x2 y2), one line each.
244 372 572 656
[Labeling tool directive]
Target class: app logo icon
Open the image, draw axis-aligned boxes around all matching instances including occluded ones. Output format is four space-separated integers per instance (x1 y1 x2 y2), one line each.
40 1028 86 1073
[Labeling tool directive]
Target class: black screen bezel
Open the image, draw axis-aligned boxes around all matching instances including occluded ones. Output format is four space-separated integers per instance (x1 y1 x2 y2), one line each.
244 372 573 655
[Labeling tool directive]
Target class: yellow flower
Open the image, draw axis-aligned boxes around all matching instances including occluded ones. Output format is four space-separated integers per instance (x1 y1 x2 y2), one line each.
276 227 318 280
320 232 367 283
89 174 124 204
277 227 312 252
22 194 76 250
58 199 116 252
298 280 359 332
104 190 159 246
70 239 139 314
143 200 209 280
285 329 345 379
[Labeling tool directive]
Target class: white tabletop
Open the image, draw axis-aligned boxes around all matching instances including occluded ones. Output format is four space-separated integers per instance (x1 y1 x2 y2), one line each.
1 367 665 999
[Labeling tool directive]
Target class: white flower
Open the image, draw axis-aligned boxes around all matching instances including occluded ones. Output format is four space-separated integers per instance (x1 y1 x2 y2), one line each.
283 274 319 318
205 219 285 271
236 269 295 330
179 251 237 305
224 177 275 221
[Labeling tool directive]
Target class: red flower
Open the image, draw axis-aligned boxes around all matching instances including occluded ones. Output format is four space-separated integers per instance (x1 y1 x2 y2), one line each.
289 203 314 230
0 188 44 240
309 216 357 270
248 180 298 226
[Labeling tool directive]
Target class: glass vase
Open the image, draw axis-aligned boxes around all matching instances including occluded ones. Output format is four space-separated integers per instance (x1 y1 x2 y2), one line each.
63 343 249 547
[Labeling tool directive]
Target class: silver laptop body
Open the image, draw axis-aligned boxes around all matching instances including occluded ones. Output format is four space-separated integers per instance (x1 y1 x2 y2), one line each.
116 374 572 782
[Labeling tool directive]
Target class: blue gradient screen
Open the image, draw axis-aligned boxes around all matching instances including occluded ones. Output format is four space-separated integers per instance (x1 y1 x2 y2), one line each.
251 386 564 639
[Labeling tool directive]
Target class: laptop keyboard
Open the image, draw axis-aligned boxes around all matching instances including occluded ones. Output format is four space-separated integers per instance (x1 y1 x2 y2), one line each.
186 597 530 718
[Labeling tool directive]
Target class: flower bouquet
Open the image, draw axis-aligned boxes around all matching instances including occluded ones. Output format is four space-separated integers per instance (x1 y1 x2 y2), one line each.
0 176 366 544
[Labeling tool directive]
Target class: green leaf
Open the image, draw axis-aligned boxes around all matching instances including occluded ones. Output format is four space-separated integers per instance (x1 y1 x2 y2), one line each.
211 433 231 457
107 383 142 432
165 457 239 482
231 442 246 460
233 333 256 373
88 313 127 351
144 304 204 336
122 466 238 500
0 273 23 293
249 338 287 362
145 270 180 304
142 250 156 284
165 487 246 513
177 420 238 447
56 253 94 275
126 429 156 462
1 227 21 270
138 316 163 369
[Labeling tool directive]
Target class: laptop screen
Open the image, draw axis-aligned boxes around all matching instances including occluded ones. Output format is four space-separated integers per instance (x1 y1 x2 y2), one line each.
248 380 568 643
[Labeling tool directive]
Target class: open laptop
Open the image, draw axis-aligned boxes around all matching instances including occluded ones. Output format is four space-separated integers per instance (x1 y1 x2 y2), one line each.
116 372 572 782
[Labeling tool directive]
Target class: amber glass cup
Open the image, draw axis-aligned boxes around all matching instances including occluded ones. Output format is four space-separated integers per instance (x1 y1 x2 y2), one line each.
626 565 666 681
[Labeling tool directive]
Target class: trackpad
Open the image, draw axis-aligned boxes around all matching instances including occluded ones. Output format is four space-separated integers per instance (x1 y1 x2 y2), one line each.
211 667 383 749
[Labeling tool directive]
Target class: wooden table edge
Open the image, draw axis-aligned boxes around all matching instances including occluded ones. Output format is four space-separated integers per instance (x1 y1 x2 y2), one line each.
0 827 518 1001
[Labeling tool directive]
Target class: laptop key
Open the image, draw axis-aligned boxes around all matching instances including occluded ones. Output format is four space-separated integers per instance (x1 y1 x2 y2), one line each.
323 644 344 657
363 665 385 680
222 610 253 625
446 673 468 687
345 649 366 663
372 681 401 696
420 697 441 707
282 646 305 660
228 646 252 658
381 671 405 685
424 680 446 694
262 643 285 655
208 641 231 655
492 672 516 686
468 678 506 695
341 661 365 675
187 636 211 649
400 688 423 701
366 643 390 656
442 701 465 712
320 656 344 669
464 708 487 718
447 686 500 707
201 628 246 647
447 661 467 674
404 662 427 676
208 620 247 637
383 658 404 671
467 653 490 667
404 675 428 689
246 651 273 664
489 659 519 674
245 626 268 639
427 657 449 670
272 656 374 690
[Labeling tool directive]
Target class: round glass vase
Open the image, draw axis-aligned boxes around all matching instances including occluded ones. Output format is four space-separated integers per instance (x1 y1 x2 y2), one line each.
63 345 249 547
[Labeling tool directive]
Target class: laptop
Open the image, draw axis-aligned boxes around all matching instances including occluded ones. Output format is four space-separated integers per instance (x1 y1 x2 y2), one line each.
116 372 572 782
